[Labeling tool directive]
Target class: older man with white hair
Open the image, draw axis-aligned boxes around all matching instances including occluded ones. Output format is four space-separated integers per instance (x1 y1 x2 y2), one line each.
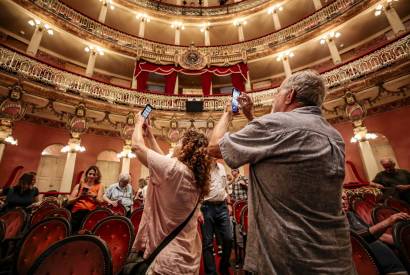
103 173 133 216
208 70 355 274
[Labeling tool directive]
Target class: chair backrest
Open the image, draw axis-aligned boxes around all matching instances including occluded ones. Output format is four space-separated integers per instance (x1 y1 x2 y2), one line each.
0 219 6 242
28 235 113 275
353 199 374 225
350 231 381 275
108 204 127 216
44 208 72 222
385 197 410 215
92 216 135 275
393 221 410 271
0 208 27 239
14 217 71 275
240 205 248 235
233 200 247 224
81 208 113 232
30 204 59 227
371 206 399 232
130 208 144 235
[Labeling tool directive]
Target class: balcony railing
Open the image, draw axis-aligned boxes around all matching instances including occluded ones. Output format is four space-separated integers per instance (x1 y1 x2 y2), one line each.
0 34 408 111
28 0 366 65
123 0 271 17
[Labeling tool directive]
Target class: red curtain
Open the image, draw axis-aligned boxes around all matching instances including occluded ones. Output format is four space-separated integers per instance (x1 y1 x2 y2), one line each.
231 73 245 92
201 72 212 96
136 71 149 92
165 72 177 95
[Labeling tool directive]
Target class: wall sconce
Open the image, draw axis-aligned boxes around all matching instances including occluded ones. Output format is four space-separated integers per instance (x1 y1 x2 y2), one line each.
276 51 294 61
84 46 104 56
350 132 378 143
319 31 341 44
28 19 54 35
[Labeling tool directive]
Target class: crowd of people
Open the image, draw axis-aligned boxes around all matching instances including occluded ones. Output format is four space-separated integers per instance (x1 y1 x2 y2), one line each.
1 70 410 274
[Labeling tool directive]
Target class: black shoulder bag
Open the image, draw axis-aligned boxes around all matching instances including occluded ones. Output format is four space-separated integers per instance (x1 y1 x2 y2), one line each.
121 199 200 275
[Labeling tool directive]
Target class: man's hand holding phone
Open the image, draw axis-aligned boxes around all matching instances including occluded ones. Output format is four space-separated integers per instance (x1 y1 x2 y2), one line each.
238 93 254 121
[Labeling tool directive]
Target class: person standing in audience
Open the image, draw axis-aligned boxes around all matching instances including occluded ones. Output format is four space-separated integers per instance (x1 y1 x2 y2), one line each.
103 173 133 216
1 172 39 211
135 178 148 201
208 70 355 274
371 158 410 203
199 159 233 275
131 114 211 275
230 168 248 201
68 165 104 232
342 193 409 274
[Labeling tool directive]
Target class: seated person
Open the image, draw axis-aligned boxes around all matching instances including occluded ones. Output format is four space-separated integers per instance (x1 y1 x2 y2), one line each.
103 173 133 216
342 193 409 274
2 172 39 211
67 165 104 232
371 158 410 203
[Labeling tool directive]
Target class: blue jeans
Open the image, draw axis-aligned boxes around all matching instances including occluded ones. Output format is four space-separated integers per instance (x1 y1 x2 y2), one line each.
201 203 233 275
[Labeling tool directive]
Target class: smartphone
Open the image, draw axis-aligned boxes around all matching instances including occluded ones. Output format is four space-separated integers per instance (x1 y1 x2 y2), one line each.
82 187 89 194
141 104 153 120
231 88 241 113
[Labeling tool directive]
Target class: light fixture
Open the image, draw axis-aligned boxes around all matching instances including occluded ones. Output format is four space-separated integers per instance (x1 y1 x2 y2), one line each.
319 31 341 44
350 133 378 143
4 136 18 146
99 0 115 10
171 21 185 30
267 4 283 14
374 0 398 16
117 150 136 159
28 19 54 35
61 143 86 153
200 22 210 32
276 51 294 61
136 13 151 22
233 18 247 27
84 45 104 55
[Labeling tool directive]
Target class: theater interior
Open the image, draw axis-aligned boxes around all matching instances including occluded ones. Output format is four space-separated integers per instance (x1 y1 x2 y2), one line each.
0 0 409 274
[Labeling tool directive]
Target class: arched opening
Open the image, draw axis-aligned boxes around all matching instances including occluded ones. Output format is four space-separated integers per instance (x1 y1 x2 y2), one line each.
369 133 400 170
96 150 121 187
37 144 66 192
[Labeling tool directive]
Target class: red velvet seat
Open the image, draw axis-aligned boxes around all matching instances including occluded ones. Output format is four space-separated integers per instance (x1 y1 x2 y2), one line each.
28 235 112 275
107 203 127 216
44 208 72 222
92 216 135 274
393 221 410 270
385 197 410 215
240 205 248 235
233 200 247 224
353 199 374 225
81 208 113 232
371 206 399 235
30 204 60 227
14 217 70 275
130 208 144 235
350 231 381 275
0 208 27 239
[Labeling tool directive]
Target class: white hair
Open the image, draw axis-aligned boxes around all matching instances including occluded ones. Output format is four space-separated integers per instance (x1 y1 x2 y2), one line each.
118 173 131 182
280 70 325 107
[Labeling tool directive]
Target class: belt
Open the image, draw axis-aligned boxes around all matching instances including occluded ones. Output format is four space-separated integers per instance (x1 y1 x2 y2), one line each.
202 200 226 206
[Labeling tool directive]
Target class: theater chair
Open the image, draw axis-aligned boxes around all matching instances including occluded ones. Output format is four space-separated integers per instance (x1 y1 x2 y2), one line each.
350 231 381 275
393 221 410 271
353 199 375 225
30 204 60 227
232 200 247 266
130 208 144 235
44 208 72 222
81 208 113 232
371 206 399 235
27 235 113 275
13 217 71 275
239 205 248 261
0 208 28 259
92 216 135 274
385 197 410 215
107 203 127 216
133 199 143 210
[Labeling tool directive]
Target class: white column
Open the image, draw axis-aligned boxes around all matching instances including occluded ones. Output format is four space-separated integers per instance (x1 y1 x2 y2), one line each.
245 70 251 91
174 74 179 94
26 26 44 56
138 20 146 38
237 25 244 42
98 2 108 23
281 57 292 78
121 157 131 174
384 6 405 34
354 127 380 181
85 52 97 77
312 0 322 10
204 28 210 46
271 12 281 30
60 151 77 192
326 39 341 64
203 0 208 6
175 28 181 45
176 0 182 4
0 143 5 164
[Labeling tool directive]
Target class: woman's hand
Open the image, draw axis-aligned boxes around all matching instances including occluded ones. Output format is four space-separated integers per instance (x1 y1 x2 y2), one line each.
386 212 410 226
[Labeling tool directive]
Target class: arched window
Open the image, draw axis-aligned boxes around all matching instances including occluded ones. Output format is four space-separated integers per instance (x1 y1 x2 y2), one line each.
37 144 66 192
96 150 121 187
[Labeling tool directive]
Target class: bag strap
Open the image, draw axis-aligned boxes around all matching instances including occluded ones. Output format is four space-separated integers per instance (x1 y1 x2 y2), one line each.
143 197 201 265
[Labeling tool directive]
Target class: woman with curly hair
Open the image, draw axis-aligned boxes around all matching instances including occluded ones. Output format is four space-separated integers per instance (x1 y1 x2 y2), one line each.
130 113 211 275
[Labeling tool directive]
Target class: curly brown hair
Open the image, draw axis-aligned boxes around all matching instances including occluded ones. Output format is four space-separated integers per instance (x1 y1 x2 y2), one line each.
84 165 101 184
176 130 211 197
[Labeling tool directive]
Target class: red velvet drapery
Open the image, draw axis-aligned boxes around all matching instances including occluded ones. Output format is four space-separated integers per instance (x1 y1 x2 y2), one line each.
133 61 248 95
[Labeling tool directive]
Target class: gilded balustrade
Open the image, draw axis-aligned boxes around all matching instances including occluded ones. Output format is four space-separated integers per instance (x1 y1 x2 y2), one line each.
0 34 408 111
29 0 365 65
